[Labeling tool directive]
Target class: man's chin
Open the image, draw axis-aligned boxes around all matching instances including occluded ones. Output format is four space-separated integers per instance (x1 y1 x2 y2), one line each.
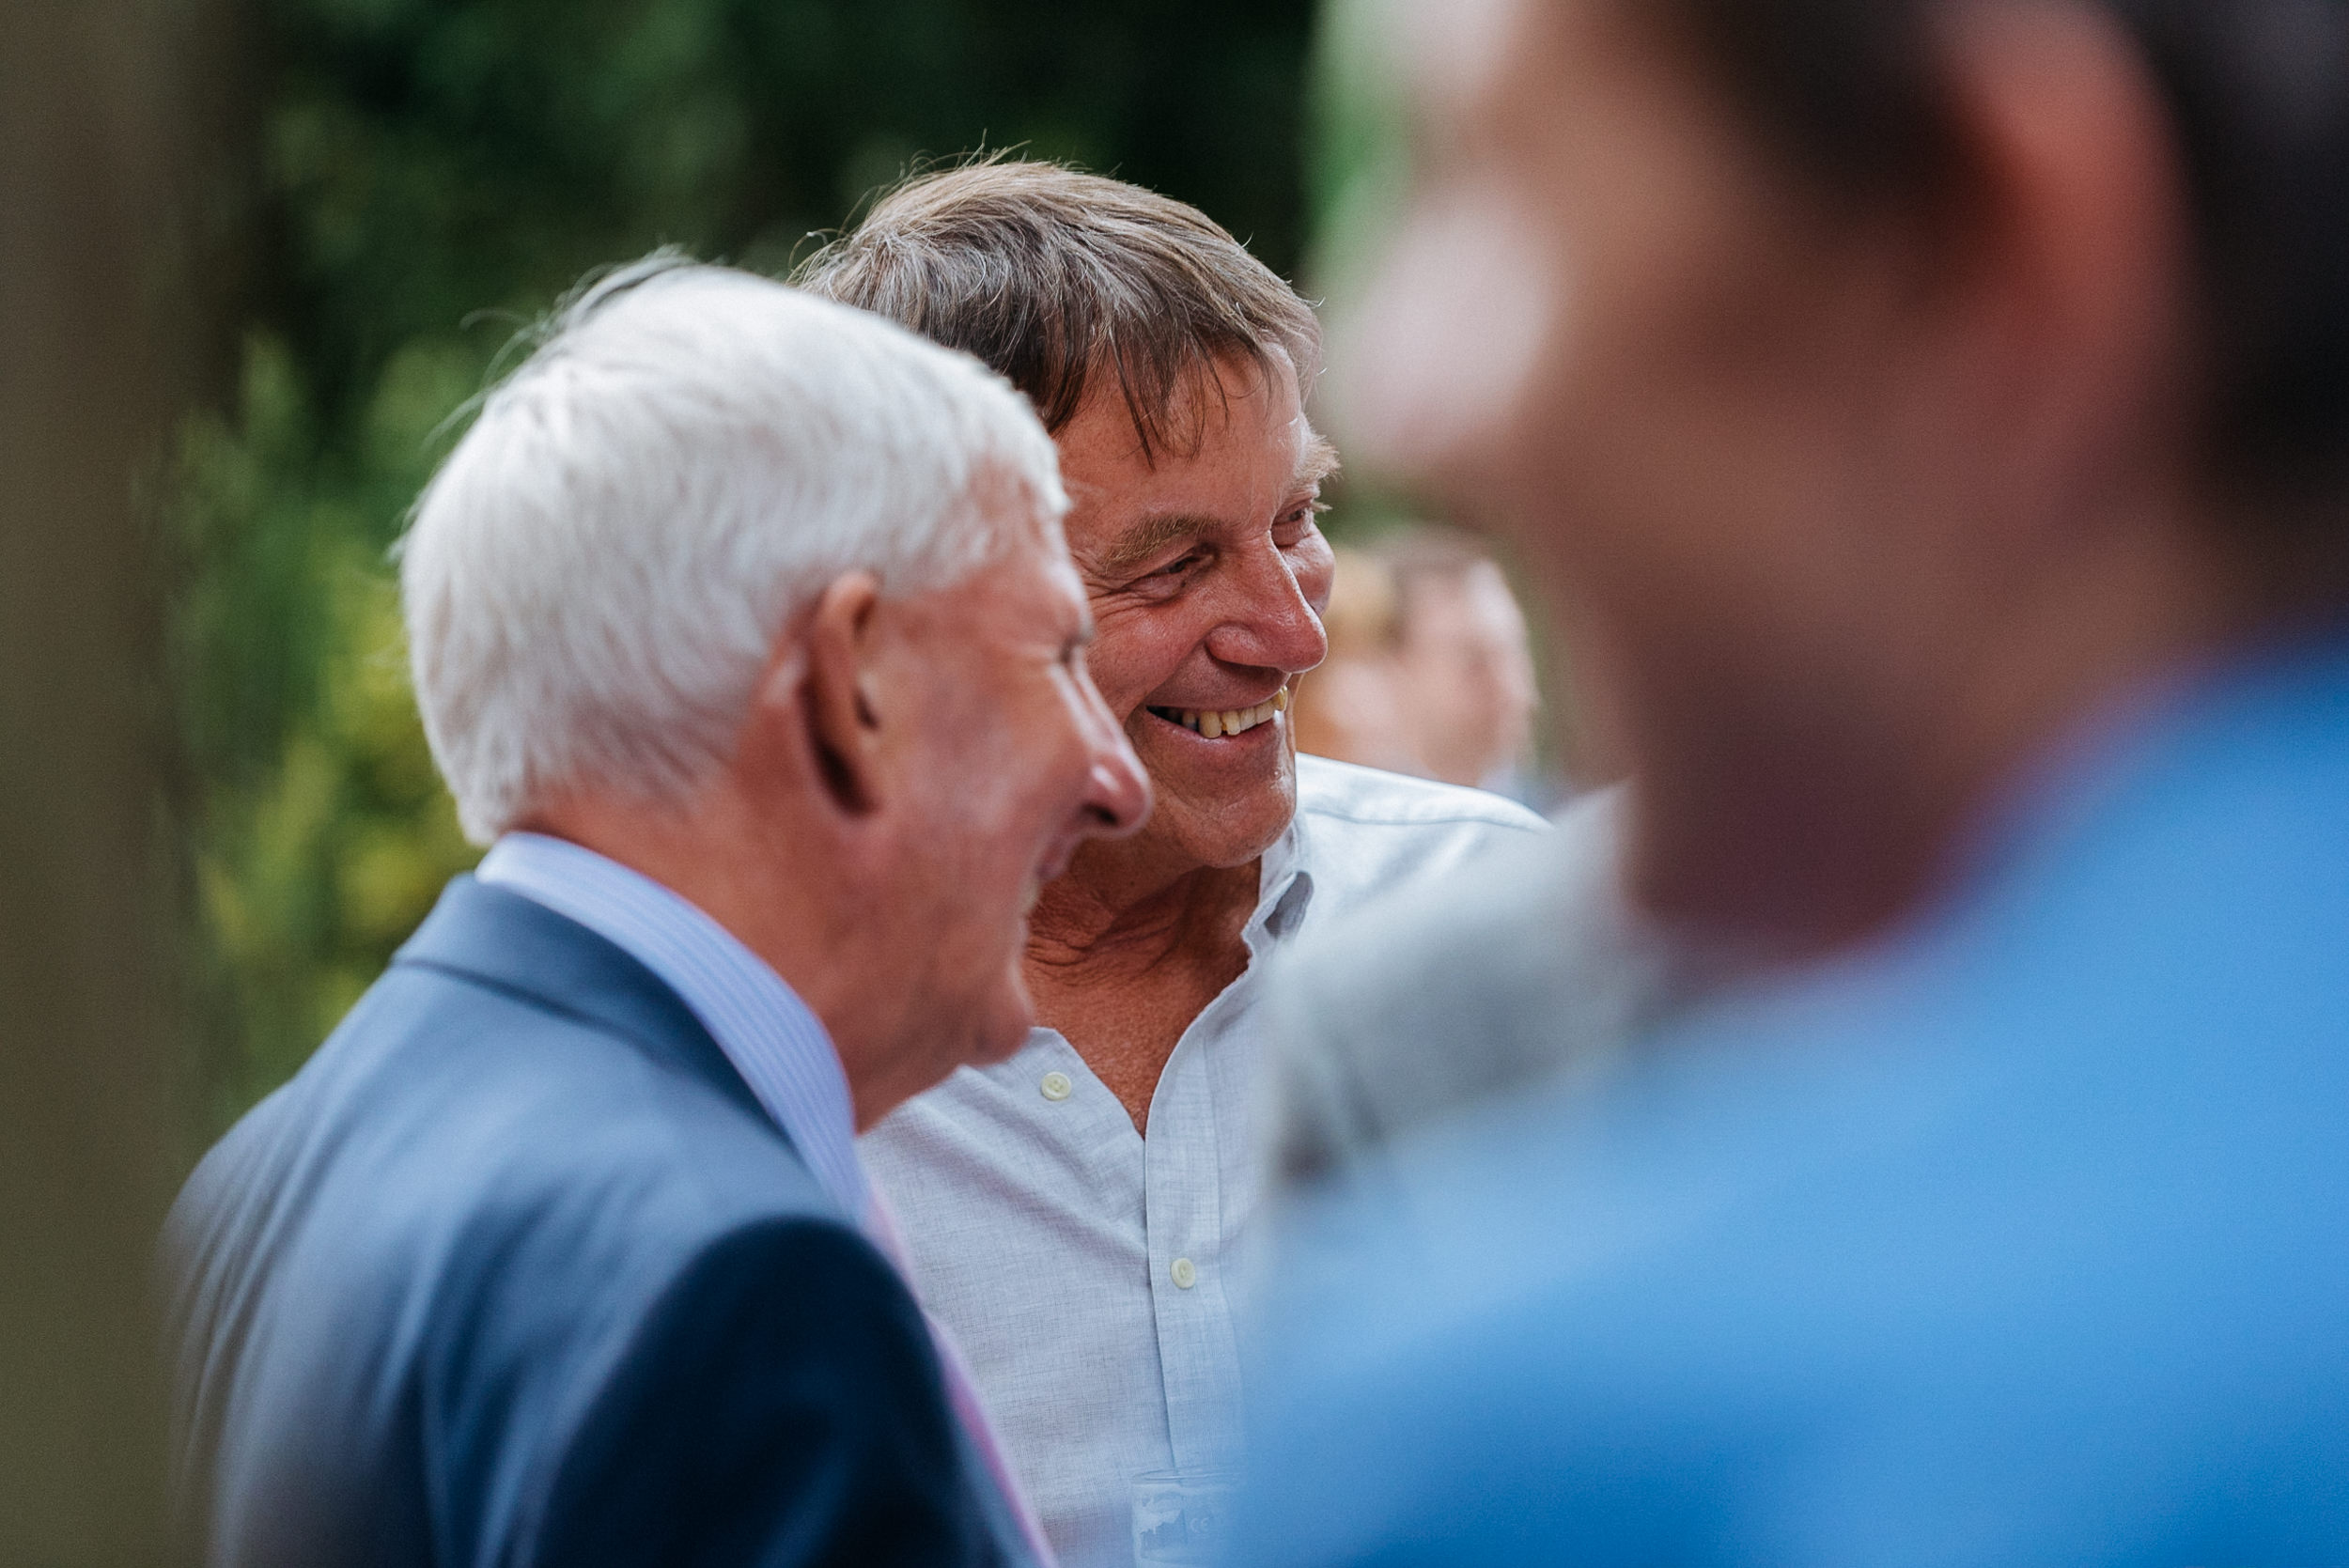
1143 780 1297 872
964 980 1037 1066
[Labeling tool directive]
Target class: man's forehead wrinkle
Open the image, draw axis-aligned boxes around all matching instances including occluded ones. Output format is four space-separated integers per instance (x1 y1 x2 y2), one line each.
1094 345 1246 469
1062 468 1119 513
1112 349 1304 468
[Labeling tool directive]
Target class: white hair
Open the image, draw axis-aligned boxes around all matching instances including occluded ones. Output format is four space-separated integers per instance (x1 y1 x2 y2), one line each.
400 256 1068 845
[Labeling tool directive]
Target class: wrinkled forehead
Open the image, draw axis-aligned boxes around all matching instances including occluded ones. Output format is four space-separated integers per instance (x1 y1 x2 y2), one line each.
1056 374 1337 579
1065 348 1331 483
1113 345 1317 465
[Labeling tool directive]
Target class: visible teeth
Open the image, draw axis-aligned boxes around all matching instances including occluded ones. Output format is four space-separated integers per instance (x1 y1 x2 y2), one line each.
1159 694 1290 737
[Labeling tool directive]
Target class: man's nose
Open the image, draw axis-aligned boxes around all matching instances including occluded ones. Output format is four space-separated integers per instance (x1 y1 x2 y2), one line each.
1076 679 1151 838
1208 540 1330 675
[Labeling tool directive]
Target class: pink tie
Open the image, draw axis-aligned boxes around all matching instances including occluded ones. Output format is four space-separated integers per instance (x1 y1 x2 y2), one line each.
864 1189 1059 1567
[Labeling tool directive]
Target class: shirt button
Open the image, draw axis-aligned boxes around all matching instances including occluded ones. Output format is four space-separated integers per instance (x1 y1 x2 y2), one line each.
1039 1071 1073 1102
1170 1256 1198 1289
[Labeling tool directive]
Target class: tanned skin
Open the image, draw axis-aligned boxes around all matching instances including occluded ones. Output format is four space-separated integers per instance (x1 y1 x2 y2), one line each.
1022 356 1337 1131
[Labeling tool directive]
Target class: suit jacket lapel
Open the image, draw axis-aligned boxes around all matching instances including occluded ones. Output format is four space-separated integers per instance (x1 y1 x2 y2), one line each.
395 876 773 1134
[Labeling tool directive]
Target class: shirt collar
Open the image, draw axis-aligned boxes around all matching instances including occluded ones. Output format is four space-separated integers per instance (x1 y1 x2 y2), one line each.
475 831 868 1219
1251 811 1317 948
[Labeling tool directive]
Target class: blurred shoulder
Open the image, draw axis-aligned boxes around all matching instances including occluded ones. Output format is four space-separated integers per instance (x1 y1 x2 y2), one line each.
1295 753 1548 834
1289 784 1614 953
1291 755 1547 909
1263 787 1669 1183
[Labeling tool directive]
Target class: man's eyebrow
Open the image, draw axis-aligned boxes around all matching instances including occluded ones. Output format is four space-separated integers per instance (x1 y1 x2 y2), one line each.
1295 431 1342 492
1094 513 1219 580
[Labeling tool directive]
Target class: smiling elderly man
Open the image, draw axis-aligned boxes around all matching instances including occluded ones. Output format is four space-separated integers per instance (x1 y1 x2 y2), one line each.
164 261 1148 1568
798 163 1548 1568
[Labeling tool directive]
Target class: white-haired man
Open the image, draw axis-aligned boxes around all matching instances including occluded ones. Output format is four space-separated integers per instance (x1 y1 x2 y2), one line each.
164 259 1148 1568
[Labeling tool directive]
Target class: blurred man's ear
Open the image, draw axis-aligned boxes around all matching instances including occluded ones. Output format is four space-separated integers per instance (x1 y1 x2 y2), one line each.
1927 0 2190 523
797 571 885 816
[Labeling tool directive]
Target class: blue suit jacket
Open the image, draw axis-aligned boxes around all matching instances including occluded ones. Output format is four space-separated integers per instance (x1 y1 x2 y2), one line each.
1239 639 2349 1567
167 877 1031 1568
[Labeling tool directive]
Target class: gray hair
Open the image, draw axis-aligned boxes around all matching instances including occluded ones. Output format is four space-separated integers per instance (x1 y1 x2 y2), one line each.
400 256 1067 844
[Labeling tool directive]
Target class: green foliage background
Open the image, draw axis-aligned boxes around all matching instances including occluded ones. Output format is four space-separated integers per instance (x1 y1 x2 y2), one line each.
179 0 1325 1131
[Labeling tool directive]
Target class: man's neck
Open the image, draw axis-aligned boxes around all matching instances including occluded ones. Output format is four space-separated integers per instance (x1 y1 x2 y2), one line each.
1028 848 1260 970
1643 505 2256 965
1022 842 1268 1132
521 784 916 1123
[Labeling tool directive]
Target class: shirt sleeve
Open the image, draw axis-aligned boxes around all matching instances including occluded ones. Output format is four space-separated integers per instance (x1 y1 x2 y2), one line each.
529 1217 1012 1568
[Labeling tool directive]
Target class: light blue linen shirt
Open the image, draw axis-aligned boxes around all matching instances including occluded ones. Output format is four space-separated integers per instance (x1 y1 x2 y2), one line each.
475 831 866 1219
861 756 1548 1568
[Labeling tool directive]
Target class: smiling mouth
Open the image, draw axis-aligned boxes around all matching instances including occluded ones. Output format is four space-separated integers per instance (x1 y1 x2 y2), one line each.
1147 688 1290 739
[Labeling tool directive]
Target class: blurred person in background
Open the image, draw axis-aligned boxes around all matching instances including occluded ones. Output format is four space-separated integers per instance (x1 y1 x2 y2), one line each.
1289 526 1546 800
1240 0 2349 1562
1381 525 1543 799
1285 544 1418 771
165 261 1149 1568
796 162 1547 1568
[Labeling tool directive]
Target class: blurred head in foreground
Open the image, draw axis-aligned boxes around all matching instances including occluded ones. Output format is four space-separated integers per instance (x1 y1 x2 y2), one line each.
1234 6 2349 1564
1240 3 2349 1568
1337 0 2349 961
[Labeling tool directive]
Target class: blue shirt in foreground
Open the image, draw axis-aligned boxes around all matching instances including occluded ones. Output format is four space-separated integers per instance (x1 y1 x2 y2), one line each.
1237 637 2349 1568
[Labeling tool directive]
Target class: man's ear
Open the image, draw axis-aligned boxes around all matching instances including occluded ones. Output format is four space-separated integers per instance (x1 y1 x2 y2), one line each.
801 571 886 816
1929 0 2190 515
